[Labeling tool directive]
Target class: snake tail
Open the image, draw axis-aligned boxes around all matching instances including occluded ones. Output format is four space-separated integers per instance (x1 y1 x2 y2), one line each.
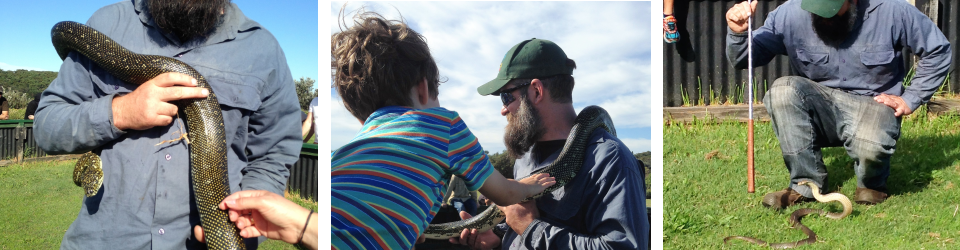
722 182 852 249
53 21 243 250
74 152 104 197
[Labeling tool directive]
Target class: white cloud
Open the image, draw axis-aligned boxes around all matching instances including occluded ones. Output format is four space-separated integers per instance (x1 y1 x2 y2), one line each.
330 1 651 154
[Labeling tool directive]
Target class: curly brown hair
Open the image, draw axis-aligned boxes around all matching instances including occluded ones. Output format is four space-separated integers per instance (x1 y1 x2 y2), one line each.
332 9 441 121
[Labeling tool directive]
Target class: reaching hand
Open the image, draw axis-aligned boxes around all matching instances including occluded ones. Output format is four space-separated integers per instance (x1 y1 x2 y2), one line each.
873 94 913 117
726 0 759 33
448 211 502 250
193 190 317 250
517 173 556 198
111 72 208 131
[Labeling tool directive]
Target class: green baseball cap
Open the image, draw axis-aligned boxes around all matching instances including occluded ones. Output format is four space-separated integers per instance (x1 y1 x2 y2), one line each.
801 0 846 18
477 38 574 96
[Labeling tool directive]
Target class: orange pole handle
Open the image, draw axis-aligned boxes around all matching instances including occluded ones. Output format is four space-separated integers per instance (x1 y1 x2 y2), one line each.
747 119 755 193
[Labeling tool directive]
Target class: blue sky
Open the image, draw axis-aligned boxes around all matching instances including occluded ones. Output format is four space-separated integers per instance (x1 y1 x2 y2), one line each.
0 0 318 89
329 1 652 153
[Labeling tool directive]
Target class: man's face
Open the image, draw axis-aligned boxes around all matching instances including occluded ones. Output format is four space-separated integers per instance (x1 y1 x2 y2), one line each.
148 0 229 43
500 82 544 159
811 0 858 46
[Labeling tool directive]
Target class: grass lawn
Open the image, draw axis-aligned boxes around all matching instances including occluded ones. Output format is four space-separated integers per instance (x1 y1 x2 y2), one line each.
664 113 960 249
0 160 316 249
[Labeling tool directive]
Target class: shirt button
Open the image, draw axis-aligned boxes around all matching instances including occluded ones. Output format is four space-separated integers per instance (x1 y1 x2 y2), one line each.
159 228 165 235
114 85 119 90
842 59 845 63
843 78 847 81
165 154 171 161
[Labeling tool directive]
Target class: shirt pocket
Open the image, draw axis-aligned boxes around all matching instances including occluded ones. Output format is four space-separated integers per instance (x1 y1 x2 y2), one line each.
860 50 894 66
204 73 262 156
206 75 262 112
795 47 832 81
858 46 897 87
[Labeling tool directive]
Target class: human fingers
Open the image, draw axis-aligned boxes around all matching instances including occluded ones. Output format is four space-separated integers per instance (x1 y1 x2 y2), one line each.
194 225 205 243
873 95 895 108
468 229 480 248
154 101 179 118
159 86 209 102
540 177 556 187
150 72 197 88
222 190 273 208
239 226 263 238
223 192 272 211
456 228 471 245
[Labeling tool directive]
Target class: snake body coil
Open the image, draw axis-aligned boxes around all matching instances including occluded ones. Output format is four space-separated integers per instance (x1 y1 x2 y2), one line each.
53 21 244 250
723 181 853 249
423 105 616 239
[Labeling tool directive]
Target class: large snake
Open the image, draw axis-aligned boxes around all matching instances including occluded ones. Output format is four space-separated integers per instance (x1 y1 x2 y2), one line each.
423 105 616 239
723 181 853 249
53 21 244 250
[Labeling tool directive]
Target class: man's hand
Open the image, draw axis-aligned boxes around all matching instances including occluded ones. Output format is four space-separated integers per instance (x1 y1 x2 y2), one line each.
448 211 501 250
726 0 759 33
112 72 208 131
874 94 913 117
501 200 539 235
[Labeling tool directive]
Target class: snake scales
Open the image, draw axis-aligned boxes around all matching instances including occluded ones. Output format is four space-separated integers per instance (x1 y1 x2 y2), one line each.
423 105 617 239
724 181 853 249
53 21 244 250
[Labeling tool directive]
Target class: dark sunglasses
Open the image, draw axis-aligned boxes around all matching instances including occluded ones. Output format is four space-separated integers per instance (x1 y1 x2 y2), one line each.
499 82 530 106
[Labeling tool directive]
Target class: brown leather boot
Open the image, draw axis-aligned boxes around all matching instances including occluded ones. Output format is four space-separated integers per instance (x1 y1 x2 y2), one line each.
854 188 888 205
762 188 814 210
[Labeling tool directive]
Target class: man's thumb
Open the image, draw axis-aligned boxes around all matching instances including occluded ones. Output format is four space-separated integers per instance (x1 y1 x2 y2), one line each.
459 211 473 220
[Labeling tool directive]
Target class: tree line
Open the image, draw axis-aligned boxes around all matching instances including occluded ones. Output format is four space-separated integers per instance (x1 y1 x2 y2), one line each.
0 69 57 109
0 69 318 112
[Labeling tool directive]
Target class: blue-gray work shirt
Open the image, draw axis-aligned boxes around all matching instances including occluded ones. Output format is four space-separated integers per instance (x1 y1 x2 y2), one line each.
726 0 951 111
34 0 302 249
500 129 650 250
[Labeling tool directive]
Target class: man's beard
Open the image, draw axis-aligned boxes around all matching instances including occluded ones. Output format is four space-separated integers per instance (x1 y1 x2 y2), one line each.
504 95 545 159
148 0 229 43
811 1 858 46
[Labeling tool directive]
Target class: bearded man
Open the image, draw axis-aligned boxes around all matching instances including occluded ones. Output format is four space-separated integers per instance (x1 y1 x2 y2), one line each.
34 0 302 249
725 0 950 209
450 38 650 250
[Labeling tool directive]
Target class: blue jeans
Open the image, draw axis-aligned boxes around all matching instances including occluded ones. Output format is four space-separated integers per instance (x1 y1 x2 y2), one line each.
451 197 478 216
764 76 900 198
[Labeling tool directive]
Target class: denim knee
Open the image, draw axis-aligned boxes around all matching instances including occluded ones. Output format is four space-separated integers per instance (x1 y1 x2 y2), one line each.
765 76 813 110
850 138 895 164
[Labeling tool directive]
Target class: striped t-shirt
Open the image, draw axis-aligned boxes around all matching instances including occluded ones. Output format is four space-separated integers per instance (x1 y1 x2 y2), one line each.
332 106 495 249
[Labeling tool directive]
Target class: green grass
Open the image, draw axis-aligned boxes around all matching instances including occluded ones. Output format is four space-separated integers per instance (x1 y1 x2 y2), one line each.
0 160 316 250
664 114 960 249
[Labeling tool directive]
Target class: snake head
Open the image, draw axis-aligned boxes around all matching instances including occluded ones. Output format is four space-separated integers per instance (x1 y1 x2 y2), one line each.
797 181 811 186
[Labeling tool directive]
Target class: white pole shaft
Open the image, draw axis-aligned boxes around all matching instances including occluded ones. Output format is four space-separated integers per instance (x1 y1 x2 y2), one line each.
747 0 753 118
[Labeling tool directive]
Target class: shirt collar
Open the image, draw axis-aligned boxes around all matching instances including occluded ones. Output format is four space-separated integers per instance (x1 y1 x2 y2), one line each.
859 0 884 20
132 0 261 46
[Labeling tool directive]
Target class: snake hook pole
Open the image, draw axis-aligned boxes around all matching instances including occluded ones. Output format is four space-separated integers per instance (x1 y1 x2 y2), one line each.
747 0 756 193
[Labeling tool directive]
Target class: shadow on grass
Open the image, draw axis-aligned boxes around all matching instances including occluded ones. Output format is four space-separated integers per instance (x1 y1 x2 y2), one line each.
822 118 960 196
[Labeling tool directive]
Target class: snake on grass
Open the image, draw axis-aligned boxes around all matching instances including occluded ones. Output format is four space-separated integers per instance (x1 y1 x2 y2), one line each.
53 21 244 250
724 181 853 249
422 105 617 239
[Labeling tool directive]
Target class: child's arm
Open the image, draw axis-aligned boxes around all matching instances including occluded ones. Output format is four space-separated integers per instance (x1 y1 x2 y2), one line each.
478 171 555 206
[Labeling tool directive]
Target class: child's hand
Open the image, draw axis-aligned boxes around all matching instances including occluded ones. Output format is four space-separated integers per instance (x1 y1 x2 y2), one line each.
518 173 556 197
